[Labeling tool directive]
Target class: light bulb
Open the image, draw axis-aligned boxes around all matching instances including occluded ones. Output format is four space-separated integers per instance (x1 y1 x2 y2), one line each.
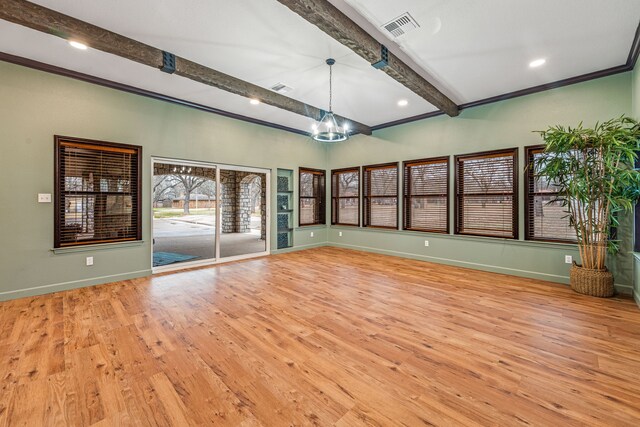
529 58 546 68
68 41 88 50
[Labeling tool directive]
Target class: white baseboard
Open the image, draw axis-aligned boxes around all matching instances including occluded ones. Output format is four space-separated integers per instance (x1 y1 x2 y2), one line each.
614 284 634 295
272 242 328 254
329 242 571 282
0 269 152 302
3 243 634 305
0 243 329 302
328 242 633 294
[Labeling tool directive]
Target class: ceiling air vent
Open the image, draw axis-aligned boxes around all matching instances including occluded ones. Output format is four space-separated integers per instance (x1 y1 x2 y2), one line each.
382 12 419 38
270 83 293 94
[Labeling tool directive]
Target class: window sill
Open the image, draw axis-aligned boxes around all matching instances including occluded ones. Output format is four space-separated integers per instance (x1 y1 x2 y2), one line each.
296 224 327 230
52 240 145 254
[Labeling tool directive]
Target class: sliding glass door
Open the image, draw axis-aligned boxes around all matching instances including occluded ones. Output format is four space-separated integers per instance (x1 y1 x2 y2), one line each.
152 159 269 271
219 167 268 258
152 161 217 268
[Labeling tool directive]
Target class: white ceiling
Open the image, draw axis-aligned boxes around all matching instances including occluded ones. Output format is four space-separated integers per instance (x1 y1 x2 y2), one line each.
0 0 638 133
342 0 640 103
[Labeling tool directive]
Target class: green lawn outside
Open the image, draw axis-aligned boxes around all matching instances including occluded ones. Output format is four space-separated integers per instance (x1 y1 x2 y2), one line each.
153 208 215 218
153 208 261 219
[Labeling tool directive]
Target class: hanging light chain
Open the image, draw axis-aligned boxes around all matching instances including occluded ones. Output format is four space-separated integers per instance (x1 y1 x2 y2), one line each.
328 62 333 112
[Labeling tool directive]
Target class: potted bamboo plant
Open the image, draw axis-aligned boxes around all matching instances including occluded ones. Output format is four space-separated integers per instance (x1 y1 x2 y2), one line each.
535 116 640 297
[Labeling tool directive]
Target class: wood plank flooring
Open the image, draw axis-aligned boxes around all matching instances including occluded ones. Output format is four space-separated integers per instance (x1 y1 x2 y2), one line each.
1 247 640 426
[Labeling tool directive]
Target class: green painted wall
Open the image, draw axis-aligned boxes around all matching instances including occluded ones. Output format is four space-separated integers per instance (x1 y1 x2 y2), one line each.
327 73 634 291
0 61 328 301
1 59 637 301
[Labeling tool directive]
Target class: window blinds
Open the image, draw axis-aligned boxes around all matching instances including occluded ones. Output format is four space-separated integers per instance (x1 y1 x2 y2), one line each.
299 168 326 226
331 168 359 226
455 149 518 239
55 137 142 247
403 157 449 233
525 145 576 242
363 163 398 229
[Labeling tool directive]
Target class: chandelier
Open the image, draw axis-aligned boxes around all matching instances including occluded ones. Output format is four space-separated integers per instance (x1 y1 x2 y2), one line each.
312 58 349 143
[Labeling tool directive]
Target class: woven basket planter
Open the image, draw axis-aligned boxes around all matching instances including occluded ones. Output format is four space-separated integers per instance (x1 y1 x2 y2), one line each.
569 262 614 298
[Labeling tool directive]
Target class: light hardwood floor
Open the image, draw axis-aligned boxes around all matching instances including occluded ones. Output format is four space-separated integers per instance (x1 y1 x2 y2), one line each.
1 247 640 426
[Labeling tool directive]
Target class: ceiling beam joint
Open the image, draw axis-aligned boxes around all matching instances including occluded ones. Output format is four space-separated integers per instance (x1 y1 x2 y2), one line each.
160 51 176 74
371 45 388 70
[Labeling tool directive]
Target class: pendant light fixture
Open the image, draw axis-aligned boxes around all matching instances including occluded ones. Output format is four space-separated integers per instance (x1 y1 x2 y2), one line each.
312 58 349 143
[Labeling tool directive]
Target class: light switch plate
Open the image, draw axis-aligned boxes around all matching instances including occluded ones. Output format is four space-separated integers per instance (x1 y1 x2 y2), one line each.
565 255 573 264
38 193 52 203
310 232 314 237
86 256 94 266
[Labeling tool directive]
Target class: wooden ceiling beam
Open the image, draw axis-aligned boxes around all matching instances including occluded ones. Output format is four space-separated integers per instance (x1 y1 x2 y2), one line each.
276 0 460 117
0 0 372 135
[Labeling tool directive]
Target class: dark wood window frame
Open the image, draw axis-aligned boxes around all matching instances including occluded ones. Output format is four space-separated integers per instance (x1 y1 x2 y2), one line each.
403 156 450 234
54 135 142 248
363 162 399 229
454 148 519 239
298 167 326 226
331 167 360 227
524 145 577 244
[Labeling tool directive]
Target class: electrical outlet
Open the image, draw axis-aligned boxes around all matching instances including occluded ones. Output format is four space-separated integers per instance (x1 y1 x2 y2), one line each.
86 256 94 266
339 231 343 237
310 231 314 238
38 193 51 203
565 255 573 264
424 240 429 247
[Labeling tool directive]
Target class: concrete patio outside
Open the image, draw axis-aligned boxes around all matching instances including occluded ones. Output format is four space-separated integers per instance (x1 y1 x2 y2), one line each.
153 215 266 264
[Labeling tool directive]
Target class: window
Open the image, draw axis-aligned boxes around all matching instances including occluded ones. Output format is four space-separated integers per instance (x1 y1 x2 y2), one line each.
331 167 360 226
363 162 398 229
455 148 518 239
299 167 325 226
525 145 576 243
403 157 449 233
55 136 142 248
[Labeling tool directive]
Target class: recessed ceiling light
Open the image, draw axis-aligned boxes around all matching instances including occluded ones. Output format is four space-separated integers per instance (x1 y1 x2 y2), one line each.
397 99 408 107
249 99 260 105
68 40 88 50
529 58 546 68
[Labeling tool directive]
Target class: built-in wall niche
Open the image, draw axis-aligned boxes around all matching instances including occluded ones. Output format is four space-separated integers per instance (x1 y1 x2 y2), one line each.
277 168 293 249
